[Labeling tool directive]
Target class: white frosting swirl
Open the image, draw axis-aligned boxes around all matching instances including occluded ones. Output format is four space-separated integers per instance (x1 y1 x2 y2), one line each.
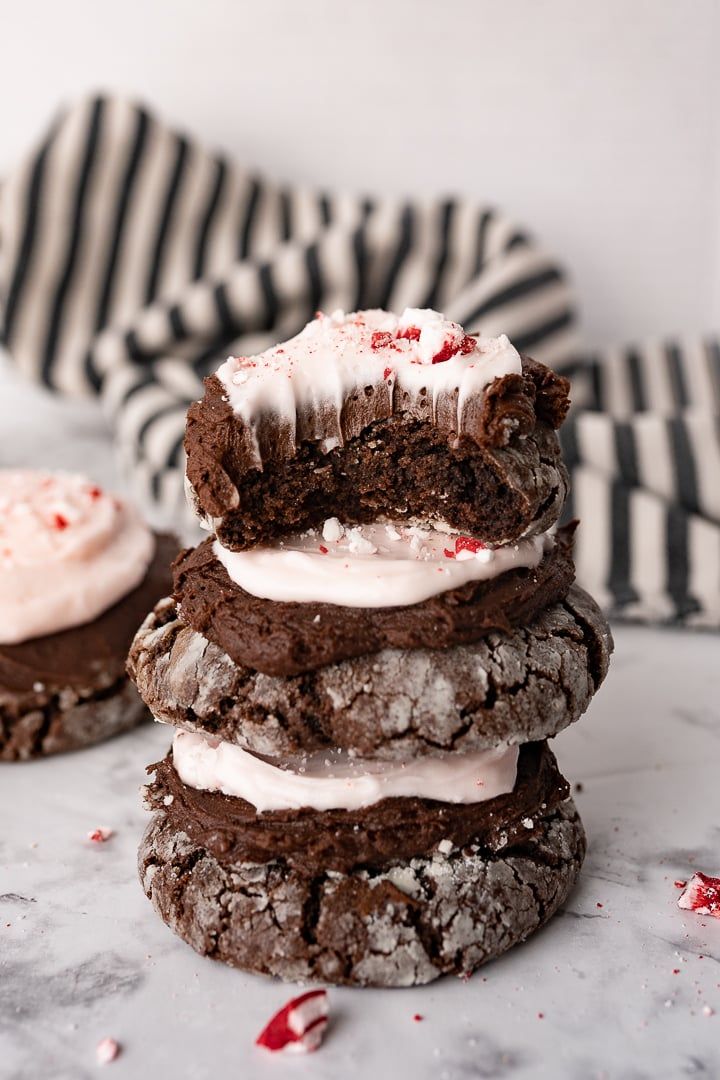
172 729 519 812
0 470 154 644
213 521 553 608
214 308 522 439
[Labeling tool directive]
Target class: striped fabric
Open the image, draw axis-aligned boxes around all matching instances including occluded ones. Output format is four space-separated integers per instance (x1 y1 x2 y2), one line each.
560 343 720 626
0 94 718 627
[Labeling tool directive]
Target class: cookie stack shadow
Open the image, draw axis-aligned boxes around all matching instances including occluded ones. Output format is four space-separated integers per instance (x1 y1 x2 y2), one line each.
128 310 613 987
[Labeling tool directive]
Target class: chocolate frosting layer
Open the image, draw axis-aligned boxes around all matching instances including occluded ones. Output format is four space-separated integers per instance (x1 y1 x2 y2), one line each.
186 368 569 550
173 525 576 677
145 741 570 874
0 533 176 702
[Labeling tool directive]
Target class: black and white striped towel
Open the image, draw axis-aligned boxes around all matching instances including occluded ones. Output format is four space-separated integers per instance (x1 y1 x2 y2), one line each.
1 95 718 627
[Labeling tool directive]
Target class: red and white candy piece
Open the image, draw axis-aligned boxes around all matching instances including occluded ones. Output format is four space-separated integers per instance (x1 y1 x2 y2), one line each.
677 872 720 918
87 827 113 843
256 989 329 1053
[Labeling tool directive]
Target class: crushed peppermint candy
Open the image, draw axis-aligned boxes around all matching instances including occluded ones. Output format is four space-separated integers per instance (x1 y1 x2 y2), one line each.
677 872 720 918
256 989 329 1053
322 517 344 543
87 827 113 843
96 1037 121 1064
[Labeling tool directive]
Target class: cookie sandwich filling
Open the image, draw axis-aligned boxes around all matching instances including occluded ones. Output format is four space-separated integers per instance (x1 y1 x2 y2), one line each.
213 519 554 608
0 470 154 645
172 729 519 813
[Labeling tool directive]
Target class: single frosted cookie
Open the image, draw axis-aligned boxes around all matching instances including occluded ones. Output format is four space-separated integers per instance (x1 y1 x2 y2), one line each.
185 309 570 549
172 524 576 677
128 585 612 761
0 470 176 760
138 794 585 987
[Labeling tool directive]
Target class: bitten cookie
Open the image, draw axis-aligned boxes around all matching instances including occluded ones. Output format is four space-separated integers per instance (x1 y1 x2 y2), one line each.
0 470 175 760
185 309 569 549
138 794 585 987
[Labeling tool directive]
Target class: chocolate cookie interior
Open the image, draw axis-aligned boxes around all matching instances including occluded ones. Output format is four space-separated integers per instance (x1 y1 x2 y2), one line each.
186 375 568 550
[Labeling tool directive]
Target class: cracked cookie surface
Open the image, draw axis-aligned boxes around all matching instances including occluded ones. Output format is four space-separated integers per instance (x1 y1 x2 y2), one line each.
138 797 585 986
128 585 612 761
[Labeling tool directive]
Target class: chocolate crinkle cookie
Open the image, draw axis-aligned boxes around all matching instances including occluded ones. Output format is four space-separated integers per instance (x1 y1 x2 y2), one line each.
128 585 611 761
139 796 586 987
0 469 176 760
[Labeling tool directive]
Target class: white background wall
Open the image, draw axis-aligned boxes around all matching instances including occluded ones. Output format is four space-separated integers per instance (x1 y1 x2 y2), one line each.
2 0 719 349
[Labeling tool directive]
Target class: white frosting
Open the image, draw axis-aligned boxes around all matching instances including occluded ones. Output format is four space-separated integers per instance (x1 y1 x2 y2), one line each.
214 308 522 442
213 522 553 608
0 470 154 644
172 729 519 812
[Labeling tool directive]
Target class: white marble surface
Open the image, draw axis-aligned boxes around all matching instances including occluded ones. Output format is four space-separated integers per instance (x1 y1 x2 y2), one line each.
1 358 719 1080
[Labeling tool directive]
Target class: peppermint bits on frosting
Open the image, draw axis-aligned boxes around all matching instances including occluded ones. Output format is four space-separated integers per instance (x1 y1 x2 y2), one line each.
214 309 522 452
396 307 476 364
0 470 154 645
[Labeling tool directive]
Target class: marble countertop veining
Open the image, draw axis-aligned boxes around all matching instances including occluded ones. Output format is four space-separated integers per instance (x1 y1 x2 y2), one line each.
0 357 719 1080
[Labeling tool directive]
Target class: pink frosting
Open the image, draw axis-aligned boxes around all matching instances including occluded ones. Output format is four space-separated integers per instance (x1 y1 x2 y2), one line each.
171 729 519 812
0 470 154 644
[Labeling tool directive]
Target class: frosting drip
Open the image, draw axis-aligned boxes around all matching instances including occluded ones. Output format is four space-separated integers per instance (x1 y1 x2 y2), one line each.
213 521 553 608
214 308 522 444
0 470 154 644
171 729 519 812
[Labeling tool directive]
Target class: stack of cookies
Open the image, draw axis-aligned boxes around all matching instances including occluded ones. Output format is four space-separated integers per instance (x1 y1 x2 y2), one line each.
129 308 612 987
